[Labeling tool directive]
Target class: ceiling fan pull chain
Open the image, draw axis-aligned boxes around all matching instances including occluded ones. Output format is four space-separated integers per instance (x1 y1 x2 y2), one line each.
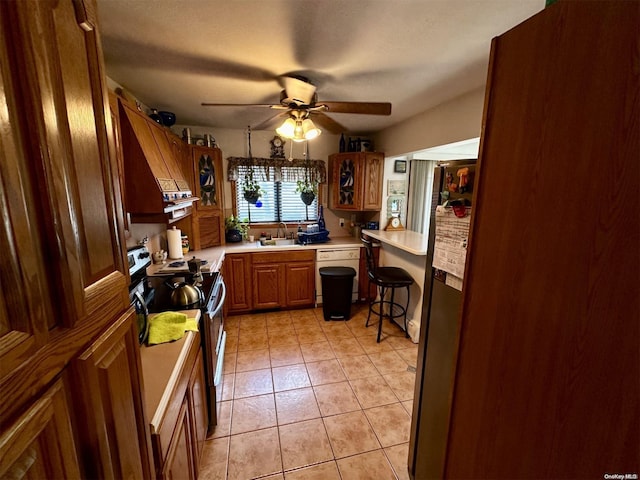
288 138 294 162
247 125 253 159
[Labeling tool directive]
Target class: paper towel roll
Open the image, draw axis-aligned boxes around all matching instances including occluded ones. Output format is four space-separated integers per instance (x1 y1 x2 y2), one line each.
167 227 182 259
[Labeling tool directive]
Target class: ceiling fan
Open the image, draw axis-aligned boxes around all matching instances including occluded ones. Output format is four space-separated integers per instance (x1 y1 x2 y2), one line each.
201 75 391 136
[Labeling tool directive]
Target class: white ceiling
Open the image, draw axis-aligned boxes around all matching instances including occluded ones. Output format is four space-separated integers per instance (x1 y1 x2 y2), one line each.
97 0 543 135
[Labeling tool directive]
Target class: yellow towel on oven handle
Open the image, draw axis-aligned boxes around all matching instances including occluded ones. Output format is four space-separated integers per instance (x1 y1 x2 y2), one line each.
147 311 199 345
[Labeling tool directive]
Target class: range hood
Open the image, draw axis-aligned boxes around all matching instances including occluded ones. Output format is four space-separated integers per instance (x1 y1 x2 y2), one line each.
119 100 197 223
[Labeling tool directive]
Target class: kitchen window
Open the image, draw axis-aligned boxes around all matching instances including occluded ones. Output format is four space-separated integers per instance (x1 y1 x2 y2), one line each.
233 165 318 223
227 157 326 225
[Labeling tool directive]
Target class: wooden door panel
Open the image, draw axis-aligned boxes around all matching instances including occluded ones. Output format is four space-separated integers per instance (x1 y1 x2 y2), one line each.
162 398 195 480
0 379 81 479
224 254 252 313
120 103 172 181
188 355 208 472
444 2 639 477
16 0 128 322
330 154 363 210
362 153 384 210
0 4 53 380
192 147 223 210
150 123 188 187
198 212 222 249
253 264 285 309
71 308 153 479
285 262 315 307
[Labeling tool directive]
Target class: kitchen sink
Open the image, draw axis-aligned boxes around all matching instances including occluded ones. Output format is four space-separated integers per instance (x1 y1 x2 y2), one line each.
259 238 298 247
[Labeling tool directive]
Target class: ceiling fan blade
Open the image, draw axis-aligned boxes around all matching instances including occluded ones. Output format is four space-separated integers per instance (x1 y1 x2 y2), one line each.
201 102 287 109
311 112 346 134
252 112 289 131
319 102 392 116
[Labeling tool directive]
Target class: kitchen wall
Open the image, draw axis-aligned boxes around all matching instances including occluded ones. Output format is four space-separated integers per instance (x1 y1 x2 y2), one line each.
373 87 484 158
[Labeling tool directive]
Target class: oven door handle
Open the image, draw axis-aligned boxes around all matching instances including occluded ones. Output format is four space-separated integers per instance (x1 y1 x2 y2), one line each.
210 279 226 317
213 331 226 387
133 291 148 316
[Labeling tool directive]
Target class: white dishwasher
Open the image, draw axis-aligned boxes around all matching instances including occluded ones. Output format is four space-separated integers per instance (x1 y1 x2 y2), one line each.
315 247 360 306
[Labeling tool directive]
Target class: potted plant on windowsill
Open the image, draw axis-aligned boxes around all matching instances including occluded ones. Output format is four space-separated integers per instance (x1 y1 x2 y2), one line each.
224 215 249 243
296 179 318 205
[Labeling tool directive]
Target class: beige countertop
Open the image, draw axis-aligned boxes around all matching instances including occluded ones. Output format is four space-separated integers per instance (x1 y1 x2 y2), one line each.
362 229 428 256
146 236 363 276
139 309 201 426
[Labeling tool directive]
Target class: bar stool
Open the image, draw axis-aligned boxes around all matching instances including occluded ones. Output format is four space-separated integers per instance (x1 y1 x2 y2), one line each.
361 236 414 343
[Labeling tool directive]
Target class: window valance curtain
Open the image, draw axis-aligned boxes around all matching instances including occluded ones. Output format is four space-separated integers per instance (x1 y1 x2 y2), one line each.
227 157 327 184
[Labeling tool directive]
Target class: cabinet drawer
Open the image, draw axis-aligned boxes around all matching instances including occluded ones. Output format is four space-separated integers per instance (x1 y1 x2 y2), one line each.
252 250 315 264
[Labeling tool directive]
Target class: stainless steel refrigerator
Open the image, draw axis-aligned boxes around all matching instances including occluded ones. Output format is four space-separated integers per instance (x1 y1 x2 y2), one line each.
409 160 475 479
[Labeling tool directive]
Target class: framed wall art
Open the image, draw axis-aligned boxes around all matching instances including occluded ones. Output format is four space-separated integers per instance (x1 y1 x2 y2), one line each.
394 160 407 173
388 180 406 195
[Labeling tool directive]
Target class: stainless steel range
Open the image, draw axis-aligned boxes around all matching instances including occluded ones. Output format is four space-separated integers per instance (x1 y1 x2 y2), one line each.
127 245 154 344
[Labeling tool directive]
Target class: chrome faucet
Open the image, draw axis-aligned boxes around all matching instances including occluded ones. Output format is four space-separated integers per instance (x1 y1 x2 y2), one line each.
276 222 288 239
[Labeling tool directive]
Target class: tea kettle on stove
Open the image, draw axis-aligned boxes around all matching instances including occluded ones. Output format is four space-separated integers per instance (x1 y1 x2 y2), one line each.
165 256 204 309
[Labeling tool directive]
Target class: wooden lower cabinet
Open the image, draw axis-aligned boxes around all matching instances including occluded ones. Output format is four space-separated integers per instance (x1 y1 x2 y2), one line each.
0 379 81 479
251 251 315 311
224 253 253 314
252 263 286 309
142 330 207 479
358 245 379 302
162 398 195 480
187 353 208 475
285 261 316 308
226 251 316 314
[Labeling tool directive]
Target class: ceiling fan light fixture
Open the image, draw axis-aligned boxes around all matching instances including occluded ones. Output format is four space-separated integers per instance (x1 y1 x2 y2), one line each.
301 118 321 140
276 118 296 138
276 113 321 142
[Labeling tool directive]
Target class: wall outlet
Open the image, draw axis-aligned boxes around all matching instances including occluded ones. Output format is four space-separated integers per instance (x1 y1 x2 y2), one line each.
339 218 345 227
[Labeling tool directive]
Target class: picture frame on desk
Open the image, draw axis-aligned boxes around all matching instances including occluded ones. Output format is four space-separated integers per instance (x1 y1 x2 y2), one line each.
394 160 407 173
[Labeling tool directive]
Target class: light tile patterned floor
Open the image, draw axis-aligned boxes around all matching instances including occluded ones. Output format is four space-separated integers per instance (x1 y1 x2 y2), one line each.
198 304 417 480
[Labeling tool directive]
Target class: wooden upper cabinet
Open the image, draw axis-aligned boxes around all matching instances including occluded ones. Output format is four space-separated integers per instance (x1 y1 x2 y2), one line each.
15 0 128 320
169 130 191 186
119 101 191 193
192 146 224 210
1 0 129 407
362 152 384 210
0 6 53 383
108 91 129 232
190 146 225 249
329 152 384 211
120 102 173 182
